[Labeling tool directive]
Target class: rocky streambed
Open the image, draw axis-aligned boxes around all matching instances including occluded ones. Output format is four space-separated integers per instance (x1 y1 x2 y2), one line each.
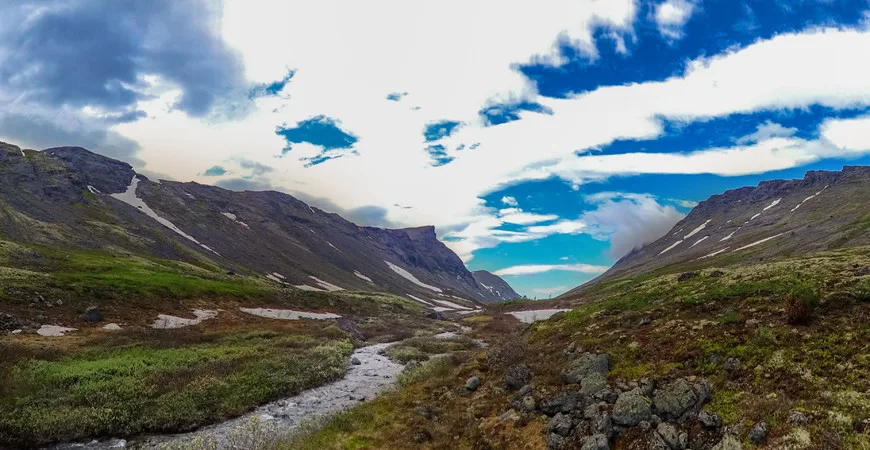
52 343 404 449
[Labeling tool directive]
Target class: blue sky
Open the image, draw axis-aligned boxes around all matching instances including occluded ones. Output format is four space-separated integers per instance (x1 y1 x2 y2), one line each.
2 1 870 297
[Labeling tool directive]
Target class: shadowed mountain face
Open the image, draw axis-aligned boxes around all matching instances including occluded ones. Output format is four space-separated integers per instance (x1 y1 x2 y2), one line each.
472 270 520 301
563 166 870 298
0 141 515 304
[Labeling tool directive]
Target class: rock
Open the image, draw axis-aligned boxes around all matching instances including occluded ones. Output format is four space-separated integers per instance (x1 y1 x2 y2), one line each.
591 409 613 438
580 372 607 397
83 306 102 323
498 409 520 424
612 389 652 426
708 353 723 365
504 364 533 390
856 266 870 277
335 318 365 341
580 434 610 450
748 422 767 445
517 384 533 398
677 272 697 282
547 432 567 450
789 410 809 426
0 313 25 332
711 436 743 450
656 422 686 450
548 412 572 436
56 299 63 306
465 376 481 391
414 429 432 443
562 353 610 384
425 311 444 320
639 378 656 397
698 410 723 428
638 316 652 326
351 357 362 365
520 395 537 412
584 402 606 419
566 342 576 353
693 379 712 406
709 270 725 278
596 386 621 404
540 391 581 415
653 379 698 420
724 357 740 371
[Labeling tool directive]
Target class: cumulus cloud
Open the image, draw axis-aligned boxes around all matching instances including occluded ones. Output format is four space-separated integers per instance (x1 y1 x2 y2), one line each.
654 0 697 40
501 196 519 206
580 194 684 258
494 263 609 276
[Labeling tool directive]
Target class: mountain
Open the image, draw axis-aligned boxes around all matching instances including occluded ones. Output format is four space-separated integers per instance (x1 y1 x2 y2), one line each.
472 270 521 302
0 141 515 306
563 166 870 297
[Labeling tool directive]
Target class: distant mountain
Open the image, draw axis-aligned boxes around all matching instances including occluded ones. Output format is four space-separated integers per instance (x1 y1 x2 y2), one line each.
0 141 515 305
472 270 521 302
563 166 870 298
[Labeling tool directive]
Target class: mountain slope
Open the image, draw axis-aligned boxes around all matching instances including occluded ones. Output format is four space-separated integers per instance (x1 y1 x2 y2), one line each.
0 141 514 306
472 270 521 302
563 166 870 298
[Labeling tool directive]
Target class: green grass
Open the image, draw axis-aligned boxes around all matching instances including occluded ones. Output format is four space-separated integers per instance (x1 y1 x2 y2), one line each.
383 335 477 364
0 330 353 447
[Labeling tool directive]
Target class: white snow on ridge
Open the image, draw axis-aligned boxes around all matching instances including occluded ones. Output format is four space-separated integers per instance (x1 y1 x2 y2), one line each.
684 220 711 239
221 212 250 228
327 242 342 252
701 247 730 259
750 213 761 221
385 261 442 293
433 307 454 312
240 307 340 321
791 186 828 212
431 299 473 311
309 276 344 291
690 236 709 248
763 198 782 211
354 271 373 282
111 176 219 255
720 227 741 241
86 185 101 195
266 273 285 284
659 240 683 255
731 233 785 253
407 294 434 306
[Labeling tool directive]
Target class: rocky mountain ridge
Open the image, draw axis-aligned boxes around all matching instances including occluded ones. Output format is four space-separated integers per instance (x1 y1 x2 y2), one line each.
0 141 517 305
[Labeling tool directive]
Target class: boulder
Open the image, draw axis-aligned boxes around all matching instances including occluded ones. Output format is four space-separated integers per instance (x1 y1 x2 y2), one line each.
580 434 610 450
562 353 610 385
465 376 481 391
590 408 613 438
698 410 723 428
84 306 102 323
748 422 767 445
789 410 809 426
504 364 533 390
351 357 362 365
580 372 607 397
656 422 687 450
677 272 697 282
547 433 567 450
520 395 537 412
548 412 572 437
653 379 698 420
612 389 652 426
414 429 432 443
724 357 740 371
0 313 25 332
540 391 581 415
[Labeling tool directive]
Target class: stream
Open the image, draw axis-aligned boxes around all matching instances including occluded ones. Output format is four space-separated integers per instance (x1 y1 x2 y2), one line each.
53 343 404 449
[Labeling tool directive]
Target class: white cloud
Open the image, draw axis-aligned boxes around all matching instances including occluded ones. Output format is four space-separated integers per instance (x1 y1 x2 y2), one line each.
531 286 570 295
820 114 870 152
736 121 798 144
498 208 559 225
655 0 696 40
580 195 684 258
501 196 519 206
494 263 609 276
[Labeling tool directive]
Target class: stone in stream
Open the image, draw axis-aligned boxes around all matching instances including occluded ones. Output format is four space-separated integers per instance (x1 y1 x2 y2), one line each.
351 357 361 365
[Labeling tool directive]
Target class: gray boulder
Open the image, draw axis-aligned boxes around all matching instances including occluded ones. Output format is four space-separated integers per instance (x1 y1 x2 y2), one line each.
698 410 723 428
789 410 809 426
724 357 740 371
748 422 767 445
612 389 652 426
541 391 581 415
653 379 698 419
656 422 687 450
351 357 362 365
580 434 610 450
562 353 609 384
547 432 567 450
465 376 481 391
520 395 537 412
84 306 102 323
504 364 533 390
580 372 607 397
548 412 572 437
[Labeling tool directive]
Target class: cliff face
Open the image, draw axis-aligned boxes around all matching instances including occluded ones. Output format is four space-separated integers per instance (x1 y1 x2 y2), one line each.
0 141 516 304
563 166 870 297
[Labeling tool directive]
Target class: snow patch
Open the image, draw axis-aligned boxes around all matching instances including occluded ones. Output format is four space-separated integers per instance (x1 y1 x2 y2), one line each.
385 261 442 292
310 276 344 291
221 212 250 228
762 198 782 211
750 213 761 221
689 236 709 248
294 284 325 292
103 323 122 330
353 271 373 282
684 220 711 239
111 176 219 255
791 186 828 212
508 309 571 324
406 294 434 306
37 325 77 337
327 242 342 252
152 309 217 329
86 185 101 195
720 227 741 241
432 307 454 313
701 247 730 259
431 299 473 311
240 307 340 320
659 240 683 255
731 233 785 253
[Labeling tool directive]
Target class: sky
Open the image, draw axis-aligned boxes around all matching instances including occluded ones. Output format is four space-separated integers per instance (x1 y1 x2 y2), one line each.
2 1 870 298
